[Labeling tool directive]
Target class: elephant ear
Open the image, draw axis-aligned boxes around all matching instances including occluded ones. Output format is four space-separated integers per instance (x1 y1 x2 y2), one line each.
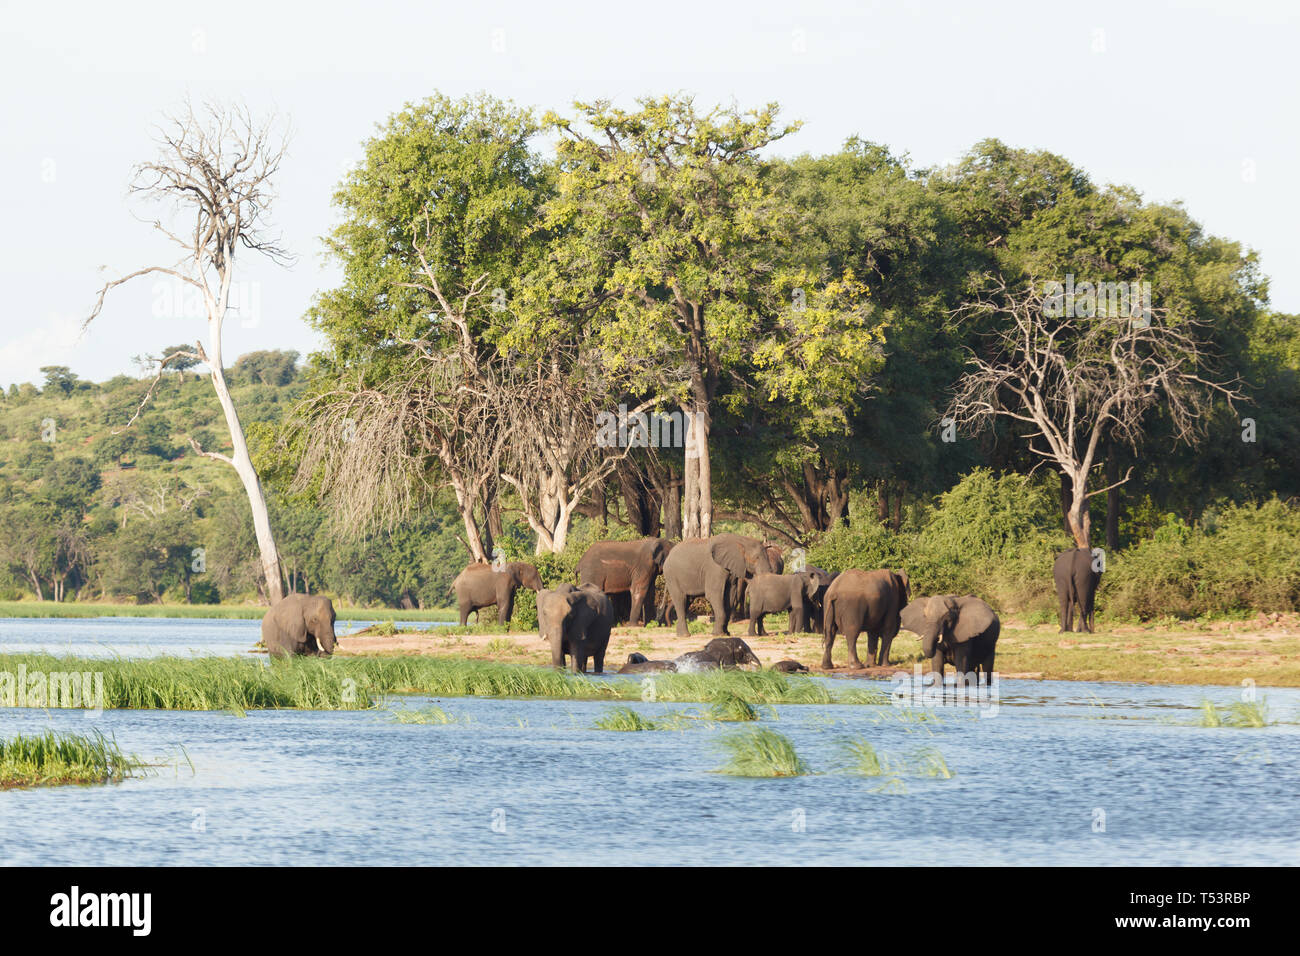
893 570 911 604
898 599 926 635
802 573 819 601
710 540 748 579
650 539 670 568
950 597 996 643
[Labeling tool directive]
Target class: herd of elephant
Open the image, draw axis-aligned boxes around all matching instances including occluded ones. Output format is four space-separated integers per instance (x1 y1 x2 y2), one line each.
435 534 1104 678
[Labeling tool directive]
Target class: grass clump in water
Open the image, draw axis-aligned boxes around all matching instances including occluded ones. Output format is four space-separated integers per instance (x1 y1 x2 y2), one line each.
1199 698 1273 728
714 729 808 777
389 705 459 725
708 692 760 722
841 739 891 776
593 707 662 731
0 730 147 788
911 746 954 778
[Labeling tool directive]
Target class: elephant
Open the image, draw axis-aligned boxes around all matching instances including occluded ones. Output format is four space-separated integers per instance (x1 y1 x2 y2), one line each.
1055 548 1101 633
662 534 776 637
536 582 614 674
452 561 544 627
577 537 671 625
900 594 999 683
732 544 785 616
745 571 820 635
821 569 910 669
674 637 763 671
261 594 337 658
771 659 808 673
803 567 837 633
618 652 678 674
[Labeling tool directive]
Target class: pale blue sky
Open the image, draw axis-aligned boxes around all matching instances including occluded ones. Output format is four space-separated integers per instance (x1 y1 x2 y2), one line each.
1 0 1295 387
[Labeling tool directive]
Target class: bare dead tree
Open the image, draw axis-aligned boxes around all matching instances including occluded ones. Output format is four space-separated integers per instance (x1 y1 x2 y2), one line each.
84 100 292 602
499 347 650 553
946 276 1242 548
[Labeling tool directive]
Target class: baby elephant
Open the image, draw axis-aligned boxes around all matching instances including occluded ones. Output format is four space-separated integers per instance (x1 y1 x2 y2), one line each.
537 583 614 674
746 571 820 635
262 594 337 658
618 652 678 674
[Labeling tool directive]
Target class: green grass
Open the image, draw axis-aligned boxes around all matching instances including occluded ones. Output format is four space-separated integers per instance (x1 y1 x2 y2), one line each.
0 601 456 622
593 707 663 731
839 737 955 783
714 729 809 777
0 653 888 711
388 705 459 724
708 692 760 722
0 730 148 788
841 739 890 776
1199 698 1273 728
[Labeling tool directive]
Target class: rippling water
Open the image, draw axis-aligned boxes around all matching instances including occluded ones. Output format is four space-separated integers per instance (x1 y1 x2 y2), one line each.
0 619 1296 865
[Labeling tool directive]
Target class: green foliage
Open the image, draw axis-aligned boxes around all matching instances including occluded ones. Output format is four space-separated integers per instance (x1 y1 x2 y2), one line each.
1105 500 1300 619
0 730 147 788
714 730 808 777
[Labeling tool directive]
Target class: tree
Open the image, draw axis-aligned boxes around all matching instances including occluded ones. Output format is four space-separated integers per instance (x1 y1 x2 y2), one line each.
40 366 78 396
84 101 290 603
947 278 1243 547
528 96 803 539
161 344 200 381
293 93 548 561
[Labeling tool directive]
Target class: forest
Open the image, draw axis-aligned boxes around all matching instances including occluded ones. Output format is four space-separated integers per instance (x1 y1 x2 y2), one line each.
3 93 1299 621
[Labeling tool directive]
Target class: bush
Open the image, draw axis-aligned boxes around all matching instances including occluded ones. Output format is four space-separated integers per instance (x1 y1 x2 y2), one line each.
1105 500 1300 620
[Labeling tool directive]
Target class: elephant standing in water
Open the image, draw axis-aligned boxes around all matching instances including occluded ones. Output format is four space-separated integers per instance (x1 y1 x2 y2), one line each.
900 594 999 682
536 583 614 674
262 594 337 658
662 534 776 637
821 569 910 669
452 562 544 627
1054 548 1101 633
576 537 671 625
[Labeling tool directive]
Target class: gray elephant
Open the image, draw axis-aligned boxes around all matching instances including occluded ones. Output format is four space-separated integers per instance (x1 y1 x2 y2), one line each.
1054 547 1101 633
675 637 762 671
261 594 337 658
618 652 678 674
900 594 999 683
662 534 775 637
576 537 671 625
452 561 544 627
745 571 820 635
771 659 808 673
821 568 910 669
732 544 785 616
803 567 837 633
536 583 614 673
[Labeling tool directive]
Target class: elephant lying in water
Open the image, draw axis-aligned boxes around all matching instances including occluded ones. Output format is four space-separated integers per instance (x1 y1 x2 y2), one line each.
262 594 337 658
616 638 763 674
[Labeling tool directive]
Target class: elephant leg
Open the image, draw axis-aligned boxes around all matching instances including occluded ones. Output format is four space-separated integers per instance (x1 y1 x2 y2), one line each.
594 645 606 674
708 582 730 635
550 637 565 669
458 599 471 627
845 628 864 668
499 587 515 628
747 614 757 636
671 590 690 638
865 632 878 666
877 634 894 667
629 585 648 626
